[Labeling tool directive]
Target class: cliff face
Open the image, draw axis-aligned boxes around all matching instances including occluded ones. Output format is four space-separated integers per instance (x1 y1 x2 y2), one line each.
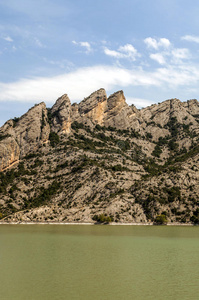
0 102 50 171
78 88 107 125
0 137 20 171
51 94 71 134
0 88 199 224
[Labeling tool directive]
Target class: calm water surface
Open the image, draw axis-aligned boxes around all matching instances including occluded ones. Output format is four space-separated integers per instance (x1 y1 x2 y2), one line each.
0 225 199 300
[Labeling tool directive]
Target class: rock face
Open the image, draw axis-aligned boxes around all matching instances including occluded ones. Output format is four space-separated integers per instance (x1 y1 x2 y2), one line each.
78 88 107 125
51 94 71 134
0 137 20 171
104 91 136 129
0 102 50 171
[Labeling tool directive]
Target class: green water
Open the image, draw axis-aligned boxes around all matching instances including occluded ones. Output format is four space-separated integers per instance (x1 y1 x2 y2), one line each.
0 225 199 300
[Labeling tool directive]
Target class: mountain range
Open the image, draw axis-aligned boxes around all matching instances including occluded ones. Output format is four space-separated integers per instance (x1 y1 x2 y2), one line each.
0 88 199 224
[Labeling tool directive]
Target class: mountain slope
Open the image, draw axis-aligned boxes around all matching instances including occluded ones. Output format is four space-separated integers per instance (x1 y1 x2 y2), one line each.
0 89 199 224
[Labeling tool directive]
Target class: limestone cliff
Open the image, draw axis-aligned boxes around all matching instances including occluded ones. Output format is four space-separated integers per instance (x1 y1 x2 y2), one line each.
51 94 71 134
78 88 107 125
0 137 20 171
0 102 50 171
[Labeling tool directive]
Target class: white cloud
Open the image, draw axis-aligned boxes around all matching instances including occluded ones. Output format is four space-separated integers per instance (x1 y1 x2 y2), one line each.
153 64 199 87
0 64 199 103
144 37 171 50
104 48 122 58
0 65 158 103
159 38 171 48
150 53 166 65
181 35 199 43
144 37 158 49
3 36 13 42
171 48 190 63
104 44 140 61
72 40 92 53
147 38 189 65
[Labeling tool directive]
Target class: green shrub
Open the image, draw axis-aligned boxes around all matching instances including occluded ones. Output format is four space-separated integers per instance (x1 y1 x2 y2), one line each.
12 117 20 127
154 214 168 225
152 145 162 158
92 214 113 223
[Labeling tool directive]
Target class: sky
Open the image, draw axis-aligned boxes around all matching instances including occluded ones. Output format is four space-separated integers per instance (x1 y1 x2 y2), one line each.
1 0 199 125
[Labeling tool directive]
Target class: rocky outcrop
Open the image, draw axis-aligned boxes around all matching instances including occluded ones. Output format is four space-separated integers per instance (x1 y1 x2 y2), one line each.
12 102 50 156
0 137 20 171
78 88 107 125
104 91 140 129
51 94 71 134
0 102 50 170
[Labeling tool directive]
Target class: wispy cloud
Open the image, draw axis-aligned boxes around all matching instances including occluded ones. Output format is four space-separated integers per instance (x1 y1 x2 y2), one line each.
171 48 190 63
181 35 199 43
34 38 45 48
72 40 92 53
104 44 140 61
0 63 199 104
144 37 171 50
43 57 74 70
3 36 13 42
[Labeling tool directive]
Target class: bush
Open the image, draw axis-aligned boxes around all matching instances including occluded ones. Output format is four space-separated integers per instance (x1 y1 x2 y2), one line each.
111 164 123 172
152 145 162 158
92 214 113 223
154 214 168 225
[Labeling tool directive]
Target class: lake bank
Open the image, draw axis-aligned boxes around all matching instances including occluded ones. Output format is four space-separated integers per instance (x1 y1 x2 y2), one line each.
0 221 194 226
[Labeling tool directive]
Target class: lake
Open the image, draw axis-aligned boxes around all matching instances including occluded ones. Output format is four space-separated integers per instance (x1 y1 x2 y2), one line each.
0 225 199 300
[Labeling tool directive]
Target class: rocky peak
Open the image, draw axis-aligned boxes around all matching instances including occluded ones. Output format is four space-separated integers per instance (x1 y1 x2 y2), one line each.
107 90 126 112
0 102 50 171
51 94 72 134
78 88 107 114
13 102 50 154
51 94 71 114
77 88 107 125
104 90 139 129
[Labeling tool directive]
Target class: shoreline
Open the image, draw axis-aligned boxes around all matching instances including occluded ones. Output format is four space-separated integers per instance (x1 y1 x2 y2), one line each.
0 221 195 226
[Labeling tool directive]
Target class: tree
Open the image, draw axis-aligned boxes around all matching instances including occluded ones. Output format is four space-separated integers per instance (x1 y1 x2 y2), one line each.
49 132 60 147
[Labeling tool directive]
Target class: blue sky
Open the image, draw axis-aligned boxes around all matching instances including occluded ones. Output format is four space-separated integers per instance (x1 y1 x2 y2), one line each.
1 0 199 125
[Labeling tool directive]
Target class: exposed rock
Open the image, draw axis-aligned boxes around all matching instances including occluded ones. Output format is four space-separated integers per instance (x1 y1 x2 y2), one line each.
13 102 50 156
78 88 107 125
0 102 50 168
51 94 72 134
104 91 137 129
0 137 20 171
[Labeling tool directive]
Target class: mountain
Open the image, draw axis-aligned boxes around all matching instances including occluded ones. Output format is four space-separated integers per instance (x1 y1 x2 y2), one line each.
0 88 199 224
